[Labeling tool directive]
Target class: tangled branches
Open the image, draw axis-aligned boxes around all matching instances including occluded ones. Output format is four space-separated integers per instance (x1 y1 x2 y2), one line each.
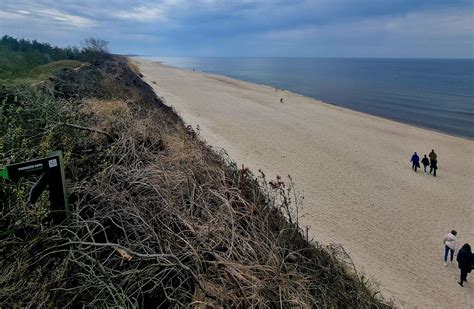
0 57 390 308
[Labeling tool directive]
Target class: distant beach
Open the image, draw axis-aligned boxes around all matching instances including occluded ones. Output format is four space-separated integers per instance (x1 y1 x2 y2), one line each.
146 57 474 139
135 57 474 308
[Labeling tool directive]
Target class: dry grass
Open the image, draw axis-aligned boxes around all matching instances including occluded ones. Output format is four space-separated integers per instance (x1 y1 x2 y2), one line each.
79 99 131 141
127 58 144 78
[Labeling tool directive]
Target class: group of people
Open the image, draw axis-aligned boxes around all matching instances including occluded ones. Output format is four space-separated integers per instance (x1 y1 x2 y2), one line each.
443 230 473 287
410 149 438 176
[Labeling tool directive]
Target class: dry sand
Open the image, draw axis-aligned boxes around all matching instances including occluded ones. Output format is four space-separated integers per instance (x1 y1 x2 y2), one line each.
135 58 474 308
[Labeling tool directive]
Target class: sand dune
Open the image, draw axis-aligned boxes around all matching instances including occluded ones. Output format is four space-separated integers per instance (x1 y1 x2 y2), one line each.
135 58 474 308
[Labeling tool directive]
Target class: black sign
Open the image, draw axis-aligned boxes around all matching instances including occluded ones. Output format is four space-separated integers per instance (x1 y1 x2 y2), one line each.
2 151 69 223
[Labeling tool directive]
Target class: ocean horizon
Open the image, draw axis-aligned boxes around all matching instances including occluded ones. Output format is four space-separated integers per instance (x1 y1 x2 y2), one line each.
146 57 474 139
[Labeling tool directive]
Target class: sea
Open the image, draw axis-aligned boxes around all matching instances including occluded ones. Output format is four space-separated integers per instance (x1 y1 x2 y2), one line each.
148 57 474 139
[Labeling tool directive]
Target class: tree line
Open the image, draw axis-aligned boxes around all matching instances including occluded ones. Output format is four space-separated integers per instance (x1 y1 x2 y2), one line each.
0 35 109 79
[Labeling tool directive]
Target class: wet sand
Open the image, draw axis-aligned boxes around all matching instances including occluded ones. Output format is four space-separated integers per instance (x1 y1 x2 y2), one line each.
135 58 474 308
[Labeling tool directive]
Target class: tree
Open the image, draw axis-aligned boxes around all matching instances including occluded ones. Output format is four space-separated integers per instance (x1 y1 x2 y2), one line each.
82 38 109 53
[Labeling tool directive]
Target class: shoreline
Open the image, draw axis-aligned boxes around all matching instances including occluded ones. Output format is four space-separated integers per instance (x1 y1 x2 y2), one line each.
134 57 474 308
143 58 473 142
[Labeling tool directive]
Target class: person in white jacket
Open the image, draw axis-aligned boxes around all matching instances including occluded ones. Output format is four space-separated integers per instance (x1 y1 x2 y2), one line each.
443 230 458 266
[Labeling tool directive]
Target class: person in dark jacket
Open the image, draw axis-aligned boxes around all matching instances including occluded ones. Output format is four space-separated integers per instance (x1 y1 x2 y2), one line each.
410 152 420 172
421 155 430 174
457 243 472 287
430 158 438 177
429 149 437 163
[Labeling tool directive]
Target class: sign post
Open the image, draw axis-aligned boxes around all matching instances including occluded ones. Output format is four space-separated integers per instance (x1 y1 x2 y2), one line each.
1 151 69 223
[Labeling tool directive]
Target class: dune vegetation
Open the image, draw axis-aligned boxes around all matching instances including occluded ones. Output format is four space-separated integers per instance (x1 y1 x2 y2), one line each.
0 36 391 308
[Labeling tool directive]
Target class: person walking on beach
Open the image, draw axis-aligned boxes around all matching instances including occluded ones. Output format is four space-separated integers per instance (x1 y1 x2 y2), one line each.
456 243 472 287
430 158 438 177
443 230 458 266
429 149 437 164
410 152 420 172
421 155 429 174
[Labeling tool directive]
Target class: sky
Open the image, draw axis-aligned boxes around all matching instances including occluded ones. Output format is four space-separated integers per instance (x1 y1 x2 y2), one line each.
1 0 473 58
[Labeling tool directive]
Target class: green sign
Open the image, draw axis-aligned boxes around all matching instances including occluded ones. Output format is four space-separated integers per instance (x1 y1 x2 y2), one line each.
1 151 69 223
0 166 8 180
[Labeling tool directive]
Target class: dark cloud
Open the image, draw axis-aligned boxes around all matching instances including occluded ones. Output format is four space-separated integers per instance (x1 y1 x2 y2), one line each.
0 0 472 57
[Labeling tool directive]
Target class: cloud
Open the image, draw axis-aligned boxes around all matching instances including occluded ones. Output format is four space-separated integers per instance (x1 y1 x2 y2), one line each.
248 7 474 58
0 5 95 28
36 9 96 27
109 0 189 23
263 8 473 43
0 0 472 57
112 5 168 22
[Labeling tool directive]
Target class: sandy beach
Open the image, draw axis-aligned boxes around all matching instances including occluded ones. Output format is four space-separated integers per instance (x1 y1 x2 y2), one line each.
135 58 474 308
